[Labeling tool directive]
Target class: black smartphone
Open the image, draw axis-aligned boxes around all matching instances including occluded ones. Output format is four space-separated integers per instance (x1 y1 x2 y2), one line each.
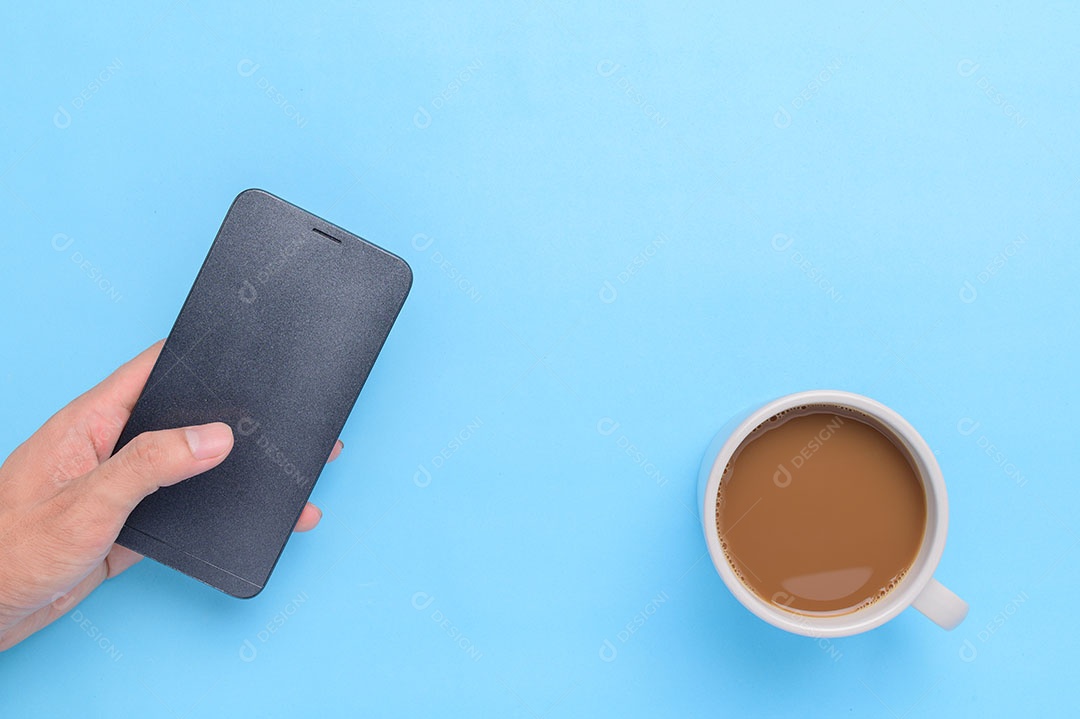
114 189 412 597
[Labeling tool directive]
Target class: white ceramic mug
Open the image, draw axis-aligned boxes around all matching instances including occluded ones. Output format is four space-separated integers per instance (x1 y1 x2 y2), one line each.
697 390 968 637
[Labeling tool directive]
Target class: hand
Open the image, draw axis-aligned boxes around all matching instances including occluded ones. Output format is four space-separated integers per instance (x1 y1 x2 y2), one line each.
0 341 344 651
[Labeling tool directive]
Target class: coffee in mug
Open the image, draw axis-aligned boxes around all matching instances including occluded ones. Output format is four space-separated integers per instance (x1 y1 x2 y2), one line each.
698 390 967 637
716 406 926 615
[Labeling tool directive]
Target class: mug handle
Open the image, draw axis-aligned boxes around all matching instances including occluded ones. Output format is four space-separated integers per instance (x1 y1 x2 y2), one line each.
912 578 968 630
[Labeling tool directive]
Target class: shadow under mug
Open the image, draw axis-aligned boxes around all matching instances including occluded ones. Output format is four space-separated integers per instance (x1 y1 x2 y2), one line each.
697 390 968 638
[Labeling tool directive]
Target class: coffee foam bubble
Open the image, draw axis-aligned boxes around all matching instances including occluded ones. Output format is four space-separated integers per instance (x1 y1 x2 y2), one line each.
836 569 911 615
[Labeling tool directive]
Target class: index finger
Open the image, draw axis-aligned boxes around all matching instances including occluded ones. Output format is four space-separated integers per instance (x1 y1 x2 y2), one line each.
42 340 164 461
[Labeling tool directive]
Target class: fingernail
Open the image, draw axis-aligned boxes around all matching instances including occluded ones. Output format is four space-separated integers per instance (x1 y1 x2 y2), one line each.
185 423 234 460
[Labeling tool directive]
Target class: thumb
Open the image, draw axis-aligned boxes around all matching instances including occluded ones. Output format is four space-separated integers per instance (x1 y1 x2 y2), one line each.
76 422 234 517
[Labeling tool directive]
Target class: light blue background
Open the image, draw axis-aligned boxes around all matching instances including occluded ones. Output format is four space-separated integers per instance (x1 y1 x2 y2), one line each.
1 2 1077 716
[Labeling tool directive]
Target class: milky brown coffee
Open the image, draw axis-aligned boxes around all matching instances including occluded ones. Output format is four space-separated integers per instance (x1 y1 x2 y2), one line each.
716 406 927 615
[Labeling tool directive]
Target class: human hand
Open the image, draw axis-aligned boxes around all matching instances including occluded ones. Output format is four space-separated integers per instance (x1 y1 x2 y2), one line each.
0 341 343 651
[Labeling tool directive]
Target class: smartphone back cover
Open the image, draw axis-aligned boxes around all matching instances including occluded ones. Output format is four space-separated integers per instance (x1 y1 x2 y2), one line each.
115 189 411 597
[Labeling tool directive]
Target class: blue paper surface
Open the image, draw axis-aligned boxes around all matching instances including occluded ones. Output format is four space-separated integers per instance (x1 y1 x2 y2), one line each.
1 2 1076 715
